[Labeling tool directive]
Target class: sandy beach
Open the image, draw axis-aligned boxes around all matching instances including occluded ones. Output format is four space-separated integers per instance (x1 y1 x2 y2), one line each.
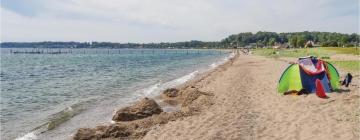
74 53 359 140
2 1 359 139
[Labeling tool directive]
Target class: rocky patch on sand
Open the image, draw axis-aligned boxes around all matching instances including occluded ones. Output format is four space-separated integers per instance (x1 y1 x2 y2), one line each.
162 88 179 97
112 98 162 122
73 87 214 140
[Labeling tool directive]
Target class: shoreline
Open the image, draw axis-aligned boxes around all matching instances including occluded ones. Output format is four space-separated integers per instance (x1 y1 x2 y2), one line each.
155 52 237 112
73 52 359 140
144 54 359 140
13 50 235 140
72 52 239 139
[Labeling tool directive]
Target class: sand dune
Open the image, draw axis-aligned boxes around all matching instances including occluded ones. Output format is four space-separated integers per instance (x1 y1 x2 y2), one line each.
143 55 359 140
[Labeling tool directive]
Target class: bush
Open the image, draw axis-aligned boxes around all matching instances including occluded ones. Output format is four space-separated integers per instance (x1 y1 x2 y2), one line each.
345 44 355 47
321 41 338 47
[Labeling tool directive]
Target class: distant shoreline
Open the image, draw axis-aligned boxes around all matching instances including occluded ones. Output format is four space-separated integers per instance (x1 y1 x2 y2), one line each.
1 31 358 49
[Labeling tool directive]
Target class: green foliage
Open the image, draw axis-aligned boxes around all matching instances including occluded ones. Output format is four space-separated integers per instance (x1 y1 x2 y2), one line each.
290 36 297 48
321 41 338 47
268 38 276 46
296 35 306 47
2 31 359 49
1 40 223 49
221 31 359 48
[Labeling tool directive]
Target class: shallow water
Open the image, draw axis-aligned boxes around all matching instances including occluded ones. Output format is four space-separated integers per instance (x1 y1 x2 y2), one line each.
0 48 230 140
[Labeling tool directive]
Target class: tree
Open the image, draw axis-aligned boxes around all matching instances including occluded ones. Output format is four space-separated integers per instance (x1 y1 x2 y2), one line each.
296 35 306 48
290 36 297 48
262 37 268 46
217 31 358 48
268 38 276 46
349 33 359 43
339 36 349 47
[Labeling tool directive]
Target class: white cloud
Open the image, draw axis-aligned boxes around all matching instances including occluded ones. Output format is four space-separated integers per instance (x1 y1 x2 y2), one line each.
1 0 358 42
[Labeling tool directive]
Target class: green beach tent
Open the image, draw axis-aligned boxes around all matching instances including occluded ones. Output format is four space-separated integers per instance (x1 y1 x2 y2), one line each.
278 57 340 95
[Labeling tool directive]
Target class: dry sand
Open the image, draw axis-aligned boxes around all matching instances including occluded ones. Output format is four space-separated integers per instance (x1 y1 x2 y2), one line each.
73 53 359 140
143 54 360 140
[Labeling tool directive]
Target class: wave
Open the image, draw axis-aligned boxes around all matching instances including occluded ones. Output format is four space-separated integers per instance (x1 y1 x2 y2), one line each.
17 70 201 140
15 132 37 140
141 51 234 97
142 83 161 96
15 51 233 140
225 52 236 60
162 71 199 88
15 98 97 140
209 52 235 69
138 70 199 99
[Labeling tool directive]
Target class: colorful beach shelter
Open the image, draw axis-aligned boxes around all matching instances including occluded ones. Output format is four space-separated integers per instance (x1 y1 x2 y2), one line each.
278 56 340 96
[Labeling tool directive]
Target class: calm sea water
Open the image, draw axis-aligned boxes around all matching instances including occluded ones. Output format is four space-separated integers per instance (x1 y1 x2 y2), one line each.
0 48 231 140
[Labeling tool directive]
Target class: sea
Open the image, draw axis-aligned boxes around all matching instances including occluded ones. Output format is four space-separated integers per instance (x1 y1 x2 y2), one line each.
0 48 233 140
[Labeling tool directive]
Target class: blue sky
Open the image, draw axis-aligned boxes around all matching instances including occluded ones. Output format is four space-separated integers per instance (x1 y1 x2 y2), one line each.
1 0 358 42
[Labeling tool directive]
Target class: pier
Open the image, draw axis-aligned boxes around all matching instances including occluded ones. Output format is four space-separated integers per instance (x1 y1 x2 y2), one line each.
10 49 71 54
8 48 235 55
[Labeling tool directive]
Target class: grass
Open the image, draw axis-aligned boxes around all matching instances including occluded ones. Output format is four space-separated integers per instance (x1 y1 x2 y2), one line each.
253 47 360 58
253 48 325 58
253 47 360 72
327 61 360 72
320 47 360 55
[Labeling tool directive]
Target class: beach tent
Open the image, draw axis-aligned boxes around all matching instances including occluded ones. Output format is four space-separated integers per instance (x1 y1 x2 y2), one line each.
278 56 340 97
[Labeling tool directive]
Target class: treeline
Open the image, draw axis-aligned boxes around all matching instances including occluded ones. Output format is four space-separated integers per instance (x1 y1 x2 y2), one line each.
0 41 220 49
221 31 359 48
1 31 359 49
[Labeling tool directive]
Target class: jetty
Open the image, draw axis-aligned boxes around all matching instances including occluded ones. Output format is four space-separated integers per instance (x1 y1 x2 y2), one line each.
10 49 72 54
8 48 234 55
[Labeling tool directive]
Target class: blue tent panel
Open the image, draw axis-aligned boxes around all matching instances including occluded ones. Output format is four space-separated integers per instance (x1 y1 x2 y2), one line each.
299 67 331 93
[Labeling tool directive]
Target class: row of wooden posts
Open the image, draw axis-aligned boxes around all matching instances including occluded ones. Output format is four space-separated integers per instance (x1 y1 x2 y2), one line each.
9 49 233 55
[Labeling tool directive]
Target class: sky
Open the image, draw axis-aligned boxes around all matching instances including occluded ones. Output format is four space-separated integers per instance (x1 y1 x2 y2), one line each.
0 0 359 43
